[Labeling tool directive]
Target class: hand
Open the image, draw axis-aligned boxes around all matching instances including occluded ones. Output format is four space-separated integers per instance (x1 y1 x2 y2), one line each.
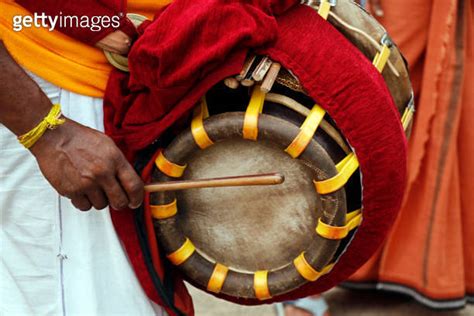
30 119 143 211
95 30 131 55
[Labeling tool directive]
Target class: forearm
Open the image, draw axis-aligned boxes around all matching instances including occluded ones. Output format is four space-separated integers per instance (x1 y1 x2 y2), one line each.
0 41 53 136
0 41 143 211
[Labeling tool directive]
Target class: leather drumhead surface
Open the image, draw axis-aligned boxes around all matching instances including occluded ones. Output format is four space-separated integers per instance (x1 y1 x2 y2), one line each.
153 112 347 298
176 138 321 272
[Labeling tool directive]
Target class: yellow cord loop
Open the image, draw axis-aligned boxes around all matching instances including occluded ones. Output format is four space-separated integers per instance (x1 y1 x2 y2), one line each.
243 86 266 140
373 34 392 73
314 152 359 194
316 209 363 240
294 252 335 281
155 151 187 178
167 238 196 266
150 199 178 220
191 97 214 149
285 105 326 158
345 209 362 223
18 104 65 148
207 263 229 293
318 0 333 20
254 270 272 300
401 105 415 131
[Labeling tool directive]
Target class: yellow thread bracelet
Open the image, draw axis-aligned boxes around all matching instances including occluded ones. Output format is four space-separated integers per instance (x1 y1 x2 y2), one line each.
17 104 65 149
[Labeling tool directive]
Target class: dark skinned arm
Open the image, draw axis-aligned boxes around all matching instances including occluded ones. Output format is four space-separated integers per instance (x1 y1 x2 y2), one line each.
0 40 141 211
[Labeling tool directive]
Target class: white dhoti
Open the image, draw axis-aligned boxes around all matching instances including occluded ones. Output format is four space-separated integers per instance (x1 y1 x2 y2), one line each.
0 72 165 316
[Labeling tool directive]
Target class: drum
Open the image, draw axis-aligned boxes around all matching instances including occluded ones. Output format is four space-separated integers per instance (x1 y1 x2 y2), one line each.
151 94 352 299
304 0 414 115
137 0 414 302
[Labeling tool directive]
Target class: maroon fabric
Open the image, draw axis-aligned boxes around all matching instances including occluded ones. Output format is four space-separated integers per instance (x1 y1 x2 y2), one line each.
104 0 299 160
106 2 407 305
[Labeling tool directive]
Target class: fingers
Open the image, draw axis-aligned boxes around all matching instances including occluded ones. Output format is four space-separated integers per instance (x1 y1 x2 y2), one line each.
85 187 109 210
96 43 128 55
71 188 108 211
71 194 92 212
101 176 129 210
68 151 143 212
116 159 144 209
83 151 143 211
70 184 127 211
95 31 131 55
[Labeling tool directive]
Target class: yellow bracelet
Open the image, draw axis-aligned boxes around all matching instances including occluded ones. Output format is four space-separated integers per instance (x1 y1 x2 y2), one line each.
17 104 66 149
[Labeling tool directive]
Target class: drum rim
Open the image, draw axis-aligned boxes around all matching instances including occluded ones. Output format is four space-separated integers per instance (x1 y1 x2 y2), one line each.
151 112 347 299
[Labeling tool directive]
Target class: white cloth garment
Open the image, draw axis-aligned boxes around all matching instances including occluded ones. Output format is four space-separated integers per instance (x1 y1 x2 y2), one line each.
0 72 166 316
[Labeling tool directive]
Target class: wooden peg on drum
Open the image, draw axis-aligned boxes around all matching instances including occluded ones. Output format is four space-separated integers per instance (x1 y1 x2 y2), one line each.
144 172 285 192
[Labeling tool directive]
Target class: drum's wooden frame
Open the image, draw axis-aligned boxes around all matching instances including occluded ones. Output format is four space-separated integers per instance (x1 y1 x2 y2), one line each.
151 112 347 299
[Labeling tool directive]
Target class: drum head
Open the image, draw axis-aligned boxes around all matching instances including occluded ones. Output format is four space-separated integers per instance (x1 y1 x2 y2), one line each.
177 138 320 272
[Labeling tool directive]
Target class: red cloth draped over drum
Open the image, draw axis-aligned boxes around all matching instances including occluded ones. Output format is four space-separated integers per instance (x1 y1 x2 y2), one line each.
17 0 407 314
104 0 299 160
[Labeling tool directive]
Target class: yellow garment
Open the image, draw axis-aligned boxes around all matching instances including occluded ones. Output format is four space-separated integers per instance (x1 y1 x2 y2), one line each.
0 0 171 98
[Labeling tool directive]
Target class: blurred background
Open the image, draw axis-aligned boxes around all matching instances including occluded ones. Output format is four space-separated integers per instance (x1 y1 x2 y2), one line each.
187 284 474 316
186 284 474 316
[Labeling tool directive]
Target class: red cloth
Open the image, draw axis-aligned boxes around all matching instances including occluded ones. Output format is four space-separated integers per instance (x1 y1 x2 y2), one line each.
104 0 299 160
105 0 407 307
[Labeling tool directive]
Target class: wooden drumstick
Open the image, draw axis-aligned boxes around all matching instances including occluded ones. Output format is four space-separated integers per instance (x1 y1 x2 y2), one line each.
144 173 284 192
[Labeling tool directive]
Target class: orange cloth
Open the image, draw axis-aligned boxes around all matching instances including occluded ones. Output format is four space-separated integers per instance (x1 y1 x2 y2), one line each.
349 0 474 306
0 0 171 98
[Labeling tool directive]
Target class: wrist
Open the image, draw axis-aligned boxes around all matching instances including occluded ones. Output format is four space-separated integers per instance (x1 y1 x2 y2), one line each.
29 117 69 156
20 104 66 150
